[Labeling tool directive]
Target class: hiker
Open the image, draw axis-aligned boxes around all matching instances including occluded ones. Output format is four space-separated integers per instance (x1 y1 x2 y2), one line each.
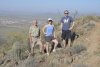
60 10 75 48
29 20 43 55
42 18 58 55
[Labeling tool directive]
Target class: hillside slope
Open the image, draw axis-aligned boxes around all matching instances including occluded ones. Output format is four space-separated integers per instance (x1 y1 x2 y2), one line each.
0 16 100 67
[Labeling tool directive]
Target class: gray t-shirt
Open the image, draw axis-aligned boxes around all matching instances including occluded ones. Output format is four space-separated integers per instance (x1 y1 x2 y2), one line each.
61 16 73 30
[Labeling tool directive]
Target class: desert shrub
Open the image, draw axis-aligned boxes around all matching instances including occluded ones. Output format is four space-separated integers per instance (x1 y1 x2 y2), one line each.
17 55 39 67
54 22 61 31
69 44 86 55
73 16 99 36
0 41 30 67
72 62 87 67
11 41 31 61
5 31 28 51
0 31 29 56
76 16 100 23
0 37 8 57
11 41 22 61
85 16 100 22
83 20 95 31
20 42 30 60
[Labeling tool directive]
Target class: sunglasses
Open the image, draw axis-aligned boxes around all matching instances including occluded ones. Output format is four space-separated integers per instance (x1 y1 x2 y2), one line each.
64 13 68 14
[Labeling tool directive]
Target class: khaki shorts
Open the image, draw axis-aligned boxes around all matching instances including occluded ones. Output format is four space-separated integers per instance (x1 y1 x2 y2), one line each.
31 37 42 48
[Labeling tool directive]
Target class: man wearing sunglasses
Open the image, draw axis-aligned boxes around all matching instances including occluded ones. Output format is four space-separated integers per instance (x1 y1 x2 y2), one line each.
60 10 75 48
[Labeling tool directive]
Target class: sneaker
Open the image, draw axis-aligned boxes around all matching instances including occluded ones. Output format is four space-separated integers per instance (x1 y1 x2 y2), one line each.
47 53 49 56
53 49 56 52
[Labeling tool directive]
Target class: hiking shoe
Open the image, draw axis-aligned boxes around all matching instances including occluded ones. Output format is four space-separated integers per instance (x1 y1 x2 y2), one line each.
47 53 49 56
53 49 56 52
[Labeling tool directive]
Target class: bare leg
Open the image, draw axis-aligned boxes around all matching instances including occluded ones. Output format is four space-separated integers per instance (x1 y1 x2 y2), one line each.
52 39 58 52
38 41 44 53
30 41 35 55
63 40 66 48
46 42 49 55
31 46 34 54
68 38 71 47
30 37 36 55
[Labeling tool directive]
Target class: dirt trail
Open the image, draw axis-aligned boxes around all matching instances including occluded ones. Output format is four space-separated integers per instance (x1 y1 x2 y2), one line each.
87 22 100 55
85 22 100 67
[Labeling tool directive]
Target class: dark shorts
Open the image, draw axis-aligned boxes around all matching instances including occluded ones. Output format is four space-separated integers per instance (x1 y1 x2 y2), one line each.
61 30 71 40
45 36 54 42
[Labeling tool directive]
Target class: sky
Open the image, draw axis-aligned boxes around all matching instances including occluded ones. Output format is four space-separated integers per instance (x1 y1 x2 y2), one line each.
0 0 100 15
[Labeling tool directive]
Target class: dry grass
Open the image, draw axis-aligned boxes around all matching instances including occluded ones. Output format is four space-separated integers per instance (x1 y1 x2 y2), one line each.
0 16 100 67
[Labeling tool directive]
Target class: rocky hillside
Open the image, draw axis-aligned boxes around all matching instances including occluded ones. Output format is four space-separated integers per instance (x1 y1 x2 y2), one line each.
0 16 100 67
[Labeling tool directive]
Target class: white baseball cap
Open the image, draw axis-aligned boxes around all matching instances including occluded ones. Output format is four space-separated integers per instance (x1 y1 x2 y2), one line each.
48 18 53 21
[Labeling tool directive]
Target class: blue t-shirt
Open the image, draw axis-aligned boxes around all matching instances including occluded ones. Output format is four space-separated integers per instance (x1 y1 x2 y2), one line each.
45 24 54 36
61 16 73 30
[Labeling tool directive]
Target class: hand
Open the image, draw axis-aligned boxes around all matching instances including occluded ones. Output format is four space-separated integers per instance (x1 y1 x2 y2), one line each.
59 30 62 34
69 27 73 30
44 32 47 35
30 37 33 44
54 36 56 39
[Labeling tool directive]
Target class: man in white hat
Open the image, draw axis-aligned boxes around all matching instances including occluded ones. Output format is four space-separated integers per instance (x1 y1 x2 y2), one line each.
42 18 58 55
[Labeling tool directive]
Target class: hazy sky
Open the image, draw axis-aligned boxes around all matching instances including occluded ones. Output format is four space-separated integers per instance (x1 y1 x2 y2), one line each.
0 0 100 14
